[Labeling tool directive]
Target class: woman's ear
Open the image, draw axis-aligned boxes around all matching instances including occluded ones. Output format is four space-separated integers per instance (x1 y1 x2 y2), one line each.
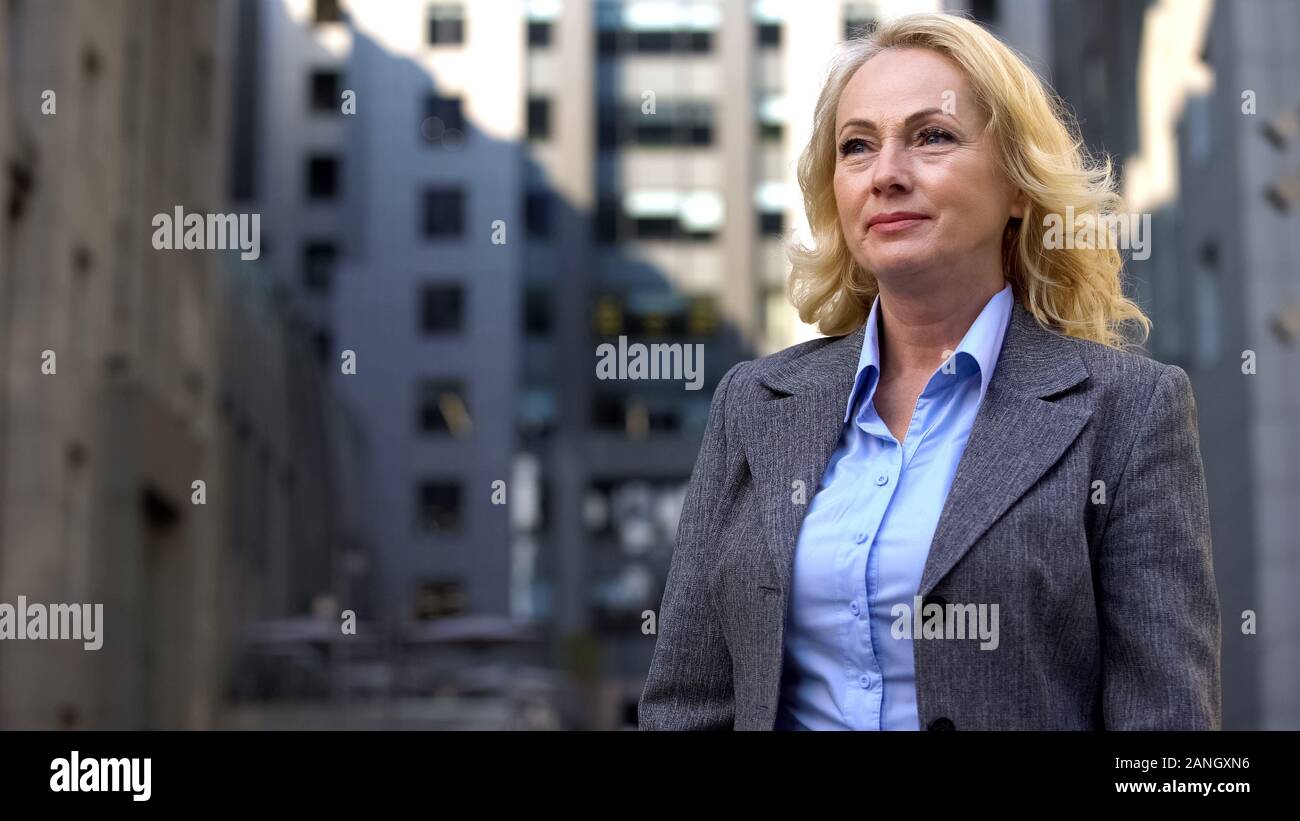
1009 189 1029 219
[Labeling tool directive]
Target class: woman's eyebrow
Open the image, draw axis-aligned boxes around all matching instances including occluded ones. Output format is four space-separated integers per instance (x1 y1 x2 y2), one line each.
837 107 955 137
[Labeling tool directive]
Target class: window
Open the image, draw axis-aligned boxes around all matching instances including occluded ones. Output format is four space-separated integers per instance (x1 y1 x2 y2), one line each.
843 3 878 40
525 191 551 238
518 390 555 441
756 182 786 238
422 188 464 238
413 578 467 619
596 26 713 54
309 70 341 113
598 100 713 148
314 0 343 24
428 4 465 45
313 326 333 365
590 393 626 432
757 93 785 142
424 94 464 137
420 284 463 334
527 20 553 47
302 241 338 293
595 0 717 56
624 30 707 53
415 482 463 535
599 190 723 244
416 379 471 436
306 155 340 199
527 96 551 140
589 394 683 435
592 294 622 335
687 295 718 337
1265 171 1300 213
756 22 780 48
524 288 553 335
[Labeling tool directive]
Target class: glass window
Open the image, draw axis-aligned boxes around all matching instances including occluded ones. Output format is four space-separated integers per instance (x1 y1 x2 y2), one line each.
527 96 551 140
302 241 338 293
424 95 465 136
306 155 340 199
413 578 467 619
525 288 553 335
420 284 463 334
315 0 343 24
416 379 471 437
525 191 551 238
422 188 465 238
309 70 341 113
428 4 465 45
528 20 553 47
414 484 463 536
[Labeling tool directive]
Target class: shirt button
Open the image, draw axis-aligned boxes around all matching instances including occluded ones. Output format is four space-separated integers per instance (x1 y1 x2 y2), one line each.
850 601 860 616
855 531 868 544
875 474 889 486
859 675 871 689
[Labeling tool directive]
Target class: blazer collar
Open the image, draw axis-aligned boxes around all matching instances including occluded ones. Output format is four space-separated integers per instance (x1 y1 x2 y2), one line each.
739 299 1094 600
753 299 1089 401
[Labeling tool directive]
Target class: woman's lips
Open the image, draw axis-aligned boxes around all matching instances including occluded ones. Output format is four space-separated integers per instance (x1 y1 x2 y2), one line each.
868 216 929 233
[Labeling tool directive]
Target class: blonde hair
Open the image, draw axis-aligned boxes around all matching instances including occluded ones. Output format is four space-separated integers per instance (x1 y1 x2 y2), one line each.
787 12 1151 349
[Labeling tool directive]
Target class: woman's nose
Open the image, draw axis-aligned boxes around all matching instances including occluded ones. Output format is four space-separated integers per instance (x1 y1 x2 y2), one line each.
870 138 913 196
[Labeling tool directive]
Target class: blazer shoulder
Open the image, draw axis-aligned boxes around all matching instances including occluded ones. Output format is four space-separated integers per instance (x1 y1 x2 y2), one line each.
1056 334 1195 441
1060 333 1183 397
723 333 846 397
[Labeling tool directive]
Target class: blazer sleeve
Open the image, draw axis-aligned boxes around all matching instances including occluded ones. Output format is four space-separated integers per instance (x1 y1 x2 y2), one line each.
638 360 747 730
1096 363 1221 729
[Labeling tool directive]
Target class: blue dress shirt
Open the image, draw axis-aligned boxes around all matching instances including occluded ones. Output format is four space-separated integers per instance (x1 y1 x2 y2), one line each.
774 282 1014 730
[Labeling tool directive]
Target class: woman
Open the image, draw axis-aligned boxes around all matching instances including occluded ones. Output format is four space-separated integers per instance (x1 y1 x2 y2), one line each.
638 12 1220 730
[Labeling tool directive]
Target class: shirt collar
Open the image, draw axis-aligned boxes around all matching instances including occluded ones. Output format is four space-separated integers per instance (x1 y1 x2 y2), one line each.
843 281 1014 425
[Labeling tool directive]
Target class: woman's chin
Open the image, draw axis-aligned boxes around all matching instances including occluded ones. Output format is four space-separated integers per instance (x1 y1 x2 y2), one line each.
861 250 935 280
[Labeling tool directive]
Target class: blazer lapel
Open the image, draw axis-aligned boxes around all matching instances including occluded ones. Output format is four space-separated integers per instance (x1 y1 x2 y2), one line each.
741 301 1092 596
740 324 864 590
919 303 1092 596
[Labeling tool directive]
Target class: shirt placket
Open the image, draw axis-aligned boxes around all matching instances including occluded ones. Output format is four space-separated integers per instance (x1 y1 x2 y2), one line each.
851 384 943 729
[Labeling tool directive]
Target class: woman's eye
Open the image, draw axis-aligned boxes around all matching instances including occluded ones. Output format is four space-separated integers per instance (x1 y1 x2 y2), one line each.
839 137 869 156
919 127 955 146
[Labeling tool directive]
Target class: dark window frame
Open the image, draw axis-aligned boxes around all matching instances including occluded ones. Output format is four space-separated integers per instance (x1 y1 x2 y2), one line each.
421 187 465 239
428 4 465 46
420 283 464 335
306 154 341 200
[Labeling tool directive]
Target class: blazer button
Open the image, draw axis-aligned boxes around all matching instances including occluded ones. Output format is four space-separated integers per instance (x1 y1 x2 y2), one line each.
928 717 956 731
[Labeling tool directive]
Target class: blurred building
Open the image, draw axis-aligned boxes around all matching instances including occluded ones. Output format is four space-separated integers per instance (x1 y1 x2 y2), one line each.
1165 0 1299 729
235 0 975 728
0 0 367 729
231 0 523 644
1044 0 1300 730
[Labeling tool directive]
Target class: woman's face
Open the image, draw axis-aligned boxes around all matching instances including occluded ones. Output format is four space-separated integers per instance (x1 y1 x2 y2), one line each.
833 47 1025 286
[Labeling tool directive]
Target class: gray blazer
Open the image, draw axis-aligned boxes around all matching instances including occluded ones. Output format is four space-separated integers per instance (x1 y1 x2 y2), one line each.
639 300 1220 730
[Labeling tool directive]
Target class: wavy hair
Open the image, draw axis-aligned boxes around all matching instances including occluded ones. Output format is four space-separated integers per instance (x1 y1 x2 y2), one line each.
787 12 1151 349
